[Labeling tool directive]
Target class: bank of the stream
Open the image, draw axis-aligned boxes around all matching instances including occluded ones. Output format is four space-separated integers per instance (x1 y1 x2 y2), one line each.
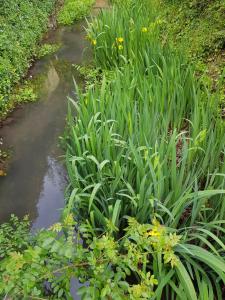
0 0 57 119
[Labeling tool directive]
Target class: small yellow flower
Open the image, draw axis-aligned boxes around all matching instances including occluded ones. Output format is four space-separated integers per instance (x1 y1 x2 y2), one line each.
116 37 124 43
118 45 123 50
148 230 160 237
141 27 148 33
91 39 97 46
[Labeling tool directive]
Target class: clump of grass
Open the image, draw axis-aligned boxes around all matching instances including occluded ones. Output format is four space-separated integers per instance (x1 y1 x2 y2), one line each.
0 81 38 120
57 0 95 25
36 43 61 59
66 0 225 230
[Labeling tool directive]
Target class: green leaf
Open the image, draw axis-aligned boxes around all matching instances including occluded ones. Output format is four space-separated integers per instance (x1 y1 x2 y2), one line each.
183 244 225 277
176 260 197 300
89 183 101 212
42 237 55 248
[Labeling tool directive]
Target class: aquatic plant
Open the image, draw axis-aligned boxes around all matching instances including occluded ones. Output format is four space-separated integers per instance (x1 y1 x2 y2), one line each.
64 0 225 297
36 43 61 59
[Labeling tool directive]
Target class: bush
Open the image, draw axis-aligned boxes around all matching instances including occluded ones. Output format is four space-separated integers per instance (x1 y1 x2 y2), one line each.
1 215 225 299
0 0 56 118
57 0 95 25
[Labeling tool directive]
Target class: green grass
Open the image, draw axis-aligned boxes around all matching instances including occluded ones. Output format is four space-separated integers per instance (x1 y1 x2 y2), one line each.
160 0 225 61
66 0 225 230
64 0 225 297
157 0 225 103
57 0 95 25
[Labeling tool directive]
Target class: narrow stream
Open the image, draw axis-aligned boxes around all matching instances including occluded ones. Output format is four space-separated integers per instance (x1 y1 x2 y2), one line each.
0 2 109 297
0 21 88 229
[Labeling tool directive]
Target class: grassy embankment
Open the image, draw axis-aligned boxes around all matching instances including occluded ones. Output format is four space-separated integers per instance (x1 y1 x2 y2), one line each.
159 0 225 108
0 0 57 174
57 0 95 25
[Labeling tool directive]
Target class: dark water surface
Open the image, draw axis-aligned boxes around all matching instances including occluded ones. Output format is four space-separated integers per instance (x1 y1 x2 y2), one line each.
0 22 88 229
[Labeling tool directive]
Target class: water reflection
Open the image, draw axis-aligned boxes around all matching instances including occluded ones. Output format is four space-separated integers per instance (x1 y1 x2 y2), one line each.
44 63 60 95
32 156 67 230
0 21 88 225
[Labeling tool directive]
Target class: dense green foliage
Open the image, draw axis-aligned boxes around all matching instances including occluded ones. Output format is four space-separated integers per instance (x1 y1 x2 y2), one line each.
36 43 61 59
64 0 225 297
0 215 182 299
0 215 30 260
57 0 95 25
159 0 225 100
3 214 225 299
160 0 225 63
0 0 56 118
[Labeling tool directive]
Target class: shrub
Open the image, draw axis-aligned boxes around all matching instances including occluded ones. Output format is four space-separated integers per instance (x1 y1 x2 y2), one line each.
1 216 225 299
57 0 95 25
0 0 56 118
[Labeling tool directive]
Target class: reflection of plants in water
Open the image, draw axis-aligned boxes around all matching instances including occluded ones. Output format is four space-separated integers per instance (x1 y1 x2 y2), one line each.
52 60 74 83
54 59 71 74
31 74 48 95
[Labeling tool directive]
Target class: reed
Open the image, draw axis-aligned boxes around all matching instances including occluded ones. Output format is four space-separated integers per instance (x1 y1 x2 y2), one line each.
64 0 225 297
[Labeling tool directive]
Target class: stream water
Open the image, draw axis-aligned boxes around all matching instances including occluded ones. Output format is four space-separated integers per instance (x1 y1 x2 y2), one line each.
0 21 88 229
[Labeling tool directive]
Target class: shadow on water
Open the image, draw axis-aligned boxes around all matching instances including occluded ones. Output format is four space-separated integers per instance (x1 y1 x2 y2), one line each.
0 21 89 229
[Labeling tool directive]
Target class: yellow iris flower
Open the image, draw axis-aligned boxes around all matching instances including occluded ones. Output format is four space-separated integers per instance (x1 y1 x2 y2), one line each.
116 37 124 43
141 27 148 33
91 39 97 46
